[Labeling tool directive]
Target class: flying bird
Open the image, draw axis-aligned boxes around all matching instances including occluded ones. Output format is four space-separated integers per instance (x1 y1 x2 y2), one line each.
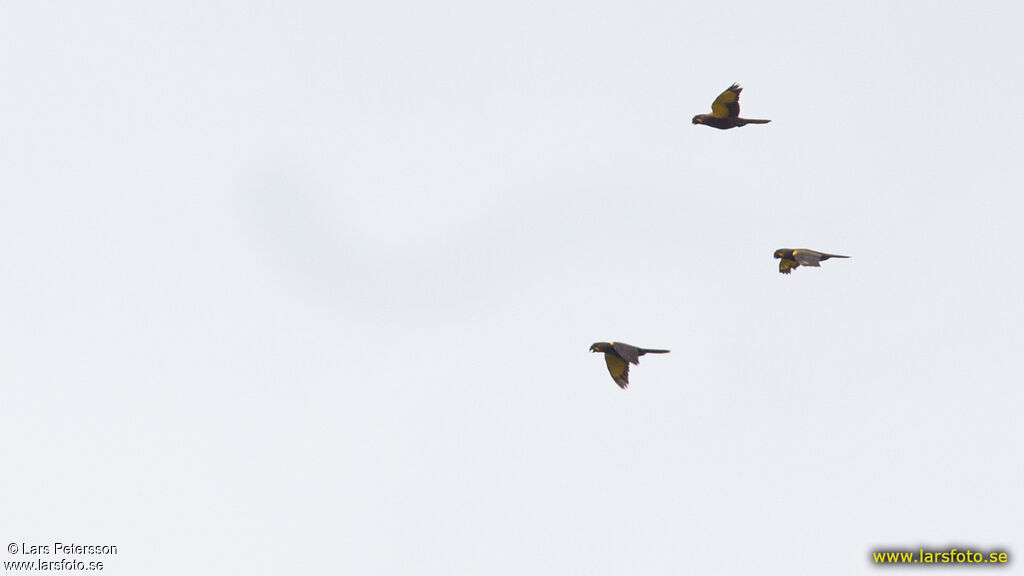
692 83 771 129
589 341 669 389
774 249 849 274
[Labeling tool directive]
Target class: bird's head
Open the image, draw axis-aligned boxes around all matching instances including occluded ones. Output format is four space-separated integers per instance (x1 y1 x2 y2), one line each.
590 342 609 353
773 249 785 259
692 115 703 125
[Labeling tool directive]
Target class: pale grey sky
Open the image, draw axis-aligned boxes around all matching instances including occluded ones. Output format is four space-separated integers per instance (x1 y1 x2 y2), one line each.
3 2 1022 574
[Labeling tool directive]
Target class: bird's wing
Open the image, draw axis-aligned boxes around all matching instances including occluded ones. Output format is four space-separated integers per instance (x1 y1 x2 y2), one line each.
710 84 742 119
610 342 642 365
779 258 799 274
792 250 823 267
604 353 630 389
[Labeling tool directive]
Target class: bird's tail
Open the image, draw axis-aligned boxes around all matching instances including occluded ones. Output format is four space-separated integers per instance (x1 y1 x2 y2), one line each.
822 253 850 260
738 118 771 125
639 348 670 355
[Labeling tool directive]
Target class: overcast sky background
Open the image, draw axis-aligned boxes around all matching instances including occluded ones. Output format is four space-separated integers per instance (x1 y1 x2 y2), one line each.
3 2 1022 574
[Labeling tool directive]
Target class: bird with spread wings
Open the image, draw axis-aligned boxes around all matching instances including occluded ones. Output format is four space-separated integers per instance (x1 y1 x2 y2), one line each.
589 342 669 389
692 83 771 129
